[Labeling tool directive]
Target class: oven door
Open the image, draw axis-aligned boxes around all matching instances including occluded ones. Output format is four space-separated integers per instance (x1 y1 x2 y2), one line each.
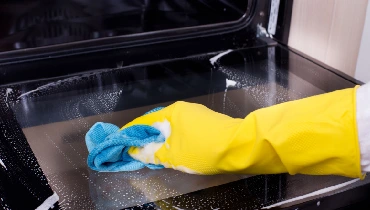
0 1 368 210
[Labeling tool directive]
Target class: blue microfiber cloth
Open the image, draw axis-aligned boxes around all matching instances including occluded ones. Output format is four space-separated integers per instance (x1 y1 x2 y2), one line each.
86 107 165 172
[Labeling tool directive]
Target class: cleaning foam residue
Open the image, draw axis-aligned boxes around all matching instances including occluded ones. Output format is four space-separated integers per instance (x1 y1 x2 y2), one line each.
210 49 233 65
152 120 171 139
257 23 272 38
129 120 171 164
129 119 201 174
162 163 199 175
16 72 104 99
223 79 237 113
226 79 237 88
130 142 164 164
4 88 13 107
17 76 81 99
5 88 13 101
0 159 6 170
35 192 59 210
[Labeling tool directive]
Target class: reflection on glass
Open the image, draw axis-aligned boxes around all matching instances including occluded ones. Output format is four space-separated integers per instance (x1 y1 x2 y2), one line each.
5 46 359 209
0 0 249 52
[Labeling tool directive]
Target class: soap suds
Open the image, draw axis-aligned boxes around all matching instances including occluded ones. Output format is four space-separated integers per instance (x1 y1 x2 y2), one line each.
0 159 6 170
35 192 59 210
6 88 13 95
5 88 12 101
130 148 200 174
257 23 272 38
162 163 200 175
129 118 200 175
226 79 237 88
152 120 171 139
223 79 237 113
209 49 233 65
223 88 227 113
5 88 13 107
130 142 164 164
130 120 171 163
17 76 82 99
262 178 360 209
173 165 199 174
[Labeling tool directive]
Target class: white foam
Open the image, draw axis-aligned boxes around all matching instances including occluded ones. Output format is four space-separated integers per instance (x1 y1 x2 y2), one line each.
35 192 59 210
223 88 227 113
162 163 199 175
152 119 171 139
17 76 81 99
173 165 199 174
257 23 272 38
129 119 200 174
130 144 201 175
5 88 13 106
130 120 171 163
5 88 12 97
0 159 6 170
261 178 360 209
130 142 164 164
209 49 233 65
226 79 237 88
223 79 236 113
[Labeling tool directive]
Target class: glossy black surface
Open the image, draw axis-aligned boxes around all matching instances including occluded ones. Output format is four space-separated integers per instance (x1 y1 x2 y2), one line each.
0 89 54 209
124 175 286 210
1 44 366 209
0 0 248 53
7 45 356 128
0 0 367 208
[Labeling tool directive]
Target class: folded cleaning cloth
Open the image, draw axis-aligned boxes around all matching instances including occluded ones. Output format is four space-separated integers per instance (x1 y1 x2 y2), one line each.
86 107 165 172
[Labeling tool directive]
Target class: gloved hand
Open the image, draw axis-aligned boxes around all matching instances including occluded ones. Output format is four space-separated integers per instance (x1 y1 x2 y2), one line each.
125 87 364 178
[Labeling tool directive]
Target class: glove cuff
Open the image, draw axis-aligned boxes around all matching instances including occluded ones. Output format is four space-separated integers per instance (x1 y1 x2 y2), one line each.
357 83 370 173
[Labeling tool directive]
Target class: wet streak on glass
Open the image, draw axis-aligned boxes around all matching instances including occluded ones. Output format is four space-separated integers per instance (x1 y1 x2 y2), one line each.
125 175 286 210
9 45 356 128
0 0 248 52
0 89 56 209
2 45 365 209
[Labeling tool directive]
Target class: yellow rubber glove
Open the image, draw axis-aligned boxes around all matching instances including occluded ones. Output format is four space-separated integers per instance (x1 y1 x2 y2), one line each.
124 87 364 178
